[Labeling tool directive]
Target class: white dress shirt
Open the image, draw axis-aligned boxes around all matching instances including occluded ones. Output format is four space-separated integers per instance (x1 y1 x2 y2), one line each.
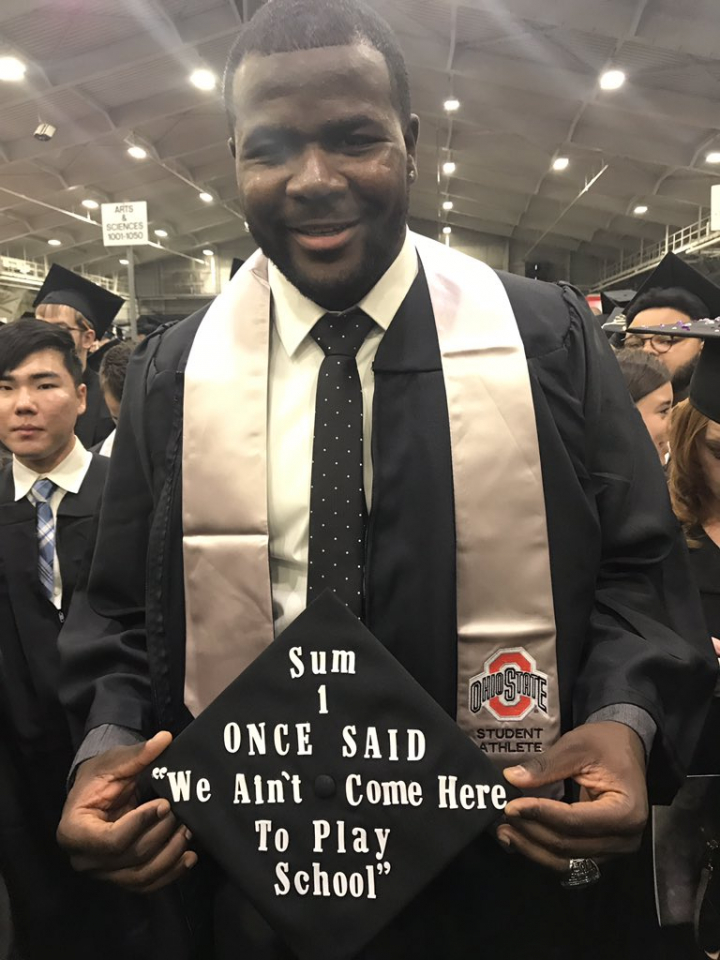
13 438 92 609
99 429 116 458
267 230 418 634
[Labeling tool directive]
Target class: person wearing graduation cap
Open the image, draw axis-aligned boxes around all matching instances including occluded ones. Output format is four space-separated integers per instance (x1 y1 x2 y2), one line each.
34 263 123 447
55 1 716 958
0 319 150 960
614 252 717 402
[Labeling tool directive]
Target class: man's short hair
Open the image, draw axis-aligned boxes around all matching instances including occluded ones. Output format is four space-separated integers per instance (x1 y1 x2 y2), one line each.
626 286 709 325
0 319 83 386
99 342 133 403
223 0 411 130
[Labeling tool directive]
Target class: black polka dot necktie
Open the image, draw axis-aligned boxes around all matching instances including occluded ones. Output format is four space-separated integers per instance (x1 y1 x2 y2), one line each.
307 309 375 618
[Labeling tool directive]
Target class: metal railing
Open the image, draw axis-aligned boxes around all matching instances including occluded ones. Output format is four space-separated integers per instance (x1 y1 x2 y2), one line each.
596 215 720 290
0 256 127 296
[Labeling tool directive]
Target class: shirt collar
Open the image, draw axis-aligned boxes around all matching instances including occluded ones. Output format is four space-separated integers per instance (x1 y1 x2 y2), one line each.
268 229 418 358
13 437 92 502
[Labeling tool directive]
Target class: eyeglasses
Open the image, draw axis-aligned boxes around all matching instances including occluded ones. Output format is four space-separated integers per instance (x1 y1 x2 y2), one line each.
53 323 86 336
622 332 681 353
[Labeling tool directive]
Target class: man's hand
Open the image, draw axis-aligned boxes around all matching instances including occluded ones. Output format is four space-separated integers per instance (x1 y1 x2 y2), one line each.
496 721 648 873
57 731 197 893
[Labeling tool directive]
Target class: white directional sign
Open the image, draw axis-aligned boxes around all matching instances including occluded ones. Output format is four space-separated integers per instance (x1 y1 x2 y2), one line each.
712 185 720 233
101 201 148 246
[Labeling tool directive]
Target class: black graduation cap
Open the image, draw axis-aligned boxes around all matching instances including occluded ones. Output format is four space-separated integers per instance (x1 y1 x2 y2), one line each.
33 264 124 338
136 314 162 337
599 292 626 335
229 257 244 280
600 292 619 316
149 591 518 960
625 252 720 322
629 317 720 421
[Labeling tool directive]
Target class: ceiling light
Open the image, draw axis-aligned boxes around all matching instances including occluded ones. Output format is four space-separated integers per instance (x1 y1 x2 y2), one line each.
119 258 129 265
82 198 99 210
153 228 168 238
443 98 460 112
203 249 214 256
0 56 26 82
552 157 570 171
442 200 453 211
47 238 62 246
190 68 217 91
600 69 626 91
633 205 648 215
199 191 213 203
127 145 147 160
442 226 452 235
706 152 720 164
442 161 456 175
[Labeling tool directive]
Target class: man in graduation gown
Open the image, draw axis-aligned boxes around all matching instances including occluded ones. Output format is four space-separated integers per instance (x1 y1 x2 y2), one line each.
0 320 146 959
615 254 713 403
56 1 716 957
34 264 122 447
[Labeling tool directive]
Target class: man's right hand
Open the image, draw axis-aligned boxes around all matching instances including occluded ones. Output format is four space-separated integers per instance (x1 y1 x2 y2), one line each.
57 731 197 893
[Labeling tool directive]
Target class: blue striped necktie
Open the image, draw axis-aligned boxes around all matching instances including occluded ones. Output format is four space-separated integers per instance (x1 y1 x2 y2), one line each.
31 478 57 602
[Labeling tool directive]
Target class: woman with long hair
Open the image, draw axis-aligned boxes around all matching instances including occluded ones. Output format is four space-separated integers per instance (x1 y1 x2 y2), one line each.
669 400 720 652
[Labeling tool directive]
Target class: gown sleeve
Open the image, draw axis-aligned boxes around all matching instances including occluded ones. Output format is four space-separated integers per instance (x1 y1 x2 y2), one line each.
58 336 162 744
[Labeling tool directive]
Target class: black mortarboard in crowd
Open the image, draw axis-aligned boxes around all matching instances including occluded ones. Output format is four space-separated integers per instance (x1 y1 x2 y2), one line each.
600 292 618 315
136 314 162 337
149 591 518 960
33 264 124 338
229 257 244 280
600 292 625 329
628 256 720 421
624 252 719 322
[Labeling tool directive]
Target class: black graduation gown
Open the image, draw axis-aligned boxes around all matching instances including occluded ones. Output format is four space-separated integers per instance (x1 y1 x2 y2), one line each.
0 456 148 960
686 531 720 775
58 269 717 960
75 366 114 448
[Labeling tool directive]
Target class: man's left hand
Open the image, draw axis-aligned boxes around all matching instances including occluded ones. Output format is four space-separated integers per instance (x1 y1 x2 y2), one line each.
496 721 648 872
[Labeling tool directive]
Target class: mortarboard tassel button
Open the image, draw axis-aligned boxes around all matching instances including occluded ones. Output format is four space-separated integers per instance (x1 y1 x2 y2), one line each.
314 775 337 799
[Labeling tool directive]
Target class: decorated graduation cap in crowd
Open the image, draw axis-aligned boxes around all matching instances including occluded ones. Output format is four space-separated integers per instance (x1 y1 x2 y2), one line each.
601 252 717 339
33 264 124 338
629 254 720 421
149 591 517 960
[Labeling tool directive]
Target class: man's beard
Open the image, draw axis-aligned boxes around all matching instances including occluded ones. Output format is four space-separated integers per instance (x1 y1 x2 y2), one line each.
248 191 410 312
671 355 699 400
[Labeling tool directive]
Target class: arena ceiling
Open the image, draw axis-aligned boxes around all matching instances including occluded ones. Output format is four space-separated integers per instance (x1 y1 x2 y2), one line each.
0 0 719 285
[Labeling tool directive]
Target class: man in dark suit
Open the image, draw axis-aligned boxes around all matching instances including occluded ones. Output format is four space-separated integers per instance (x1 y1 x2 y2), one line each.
34 264 123 448
0 320 145 960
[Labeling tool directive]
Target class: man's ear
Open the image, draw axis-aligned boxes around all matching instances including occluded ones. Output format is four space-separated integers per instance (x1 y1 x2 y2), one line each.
80 328 96 354
228 136 237 159
76 382 87 418
405 114 419 185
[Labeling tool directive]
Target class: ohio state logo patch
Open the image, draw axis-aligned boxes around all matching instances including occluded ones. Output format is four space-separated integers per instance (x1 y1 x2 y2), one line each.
468 648 549 721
